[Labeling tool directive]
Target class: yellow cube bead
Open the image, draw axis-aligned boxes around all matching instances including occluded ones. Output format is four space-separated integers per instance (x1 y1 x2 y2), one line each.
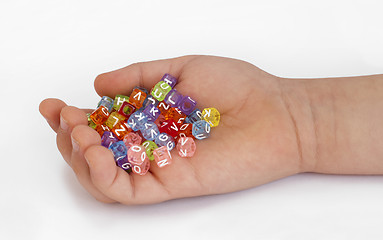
202 107 220 127
105 112 126 129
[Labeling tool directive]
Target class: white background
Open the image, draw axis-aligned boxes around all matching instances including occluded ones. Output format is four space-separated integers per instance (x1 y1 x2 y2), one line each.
1 0 382 239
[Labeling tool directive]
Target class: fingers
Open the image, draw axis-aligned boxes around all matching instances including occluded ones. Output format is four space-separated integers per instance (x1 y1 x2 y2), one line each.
56 106 88 165
39 98 67 132
70 125 115 203
84 145 172 204
94 55 197 98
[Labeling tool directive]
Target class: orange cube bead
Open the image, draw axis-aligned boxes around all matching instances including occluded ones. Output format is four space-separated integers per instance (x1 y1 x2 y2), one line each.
112 120 132 140
129 87 147 109
164 107 186 125
95 124 110 137
90 106 110 125
157 101 171 114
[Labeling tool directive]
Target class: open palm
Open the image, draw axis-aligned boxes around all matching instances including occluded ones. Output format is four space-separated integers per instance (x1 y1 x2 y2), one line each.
40 55 302 204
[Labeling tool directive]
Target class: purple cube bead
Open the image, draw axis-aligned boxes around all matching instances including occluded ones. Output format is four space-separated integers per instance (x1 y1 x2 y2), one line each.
178 96 197 115
160 73 177 88
101 131 118 148
115 156 133 173
164 89 183 108
143 105 161 121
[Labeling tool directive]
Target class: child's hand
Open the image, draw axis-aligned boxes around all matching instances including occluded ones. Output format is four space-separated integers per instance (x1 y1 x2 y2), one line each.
39 55 304 204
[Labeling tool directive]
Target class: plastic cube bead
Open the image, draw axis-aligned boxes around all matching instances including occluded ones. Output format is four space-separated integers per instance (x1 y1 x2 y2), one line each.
118 101 136 118
202 107 220 127
178 96 197 115
142 105 161 121
160 73 177 88
90 106 110 125
113 95 130 111
95 124 110 137
176 123 194 140
154 114 166 129
140 122 160 141
127 109 148 131
105 112 126 129
109 141 128 160
185 108 202 124
129 87 148 109
176 137 196 158
153 146 172 168
128 145 150 175
151 81 172 101
164 89 183 108
142 140 158 161
87 113 96 129
192 120 211 140
97 96 114 112
123 132 142 149
164 107 186 125
157 101 171 114
115 156 132 173
101 131 118 148
155 133 175 151
111 120 132 140
159 119 179 138
142 95 159 109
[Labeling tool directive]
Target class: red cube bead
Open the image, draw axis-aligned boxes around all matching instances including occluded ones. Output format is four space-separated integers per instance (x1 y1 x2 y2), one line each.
159 119 179 138
118 101 136 118
175 123 194 140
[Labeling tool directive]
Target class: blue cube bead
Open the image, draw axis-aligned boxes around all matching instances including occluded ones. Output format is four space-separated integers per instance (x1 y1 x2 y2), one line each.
142 95 159 109
185 108 202 124
109 141 128 160
155 133 175 151
97 96 114 112
140 121 160 141
192 120 211 140
101 131 118 148
127 109 148 131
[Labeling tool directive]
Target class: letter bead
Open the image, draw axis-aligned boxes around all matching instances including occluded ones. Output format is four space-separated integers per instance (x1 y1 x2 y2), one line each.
90 106 110 125
192 120 211 140
151 81 172 101
160 73 178 88
153 146 172 168
176 137 196 158
129 87 148 109
202 107 220 127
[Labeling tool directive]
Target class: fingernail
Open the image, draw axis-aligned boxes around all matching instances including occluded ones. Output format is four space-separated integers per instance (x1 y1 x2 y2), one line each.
60 115 69 131
71 136 80 152
84 154 90 165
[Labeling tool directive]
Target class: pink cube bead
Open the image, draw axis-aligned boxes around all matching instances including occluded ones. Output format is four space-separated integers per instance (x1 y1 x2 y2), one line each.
153 146 172 168
128 144 150 175
176 137 196 157
123 132 142 149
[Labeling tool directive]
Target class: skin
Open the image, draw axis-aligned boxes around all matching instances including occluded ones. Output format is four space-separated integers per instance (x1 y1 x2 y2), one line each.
39 55 383 204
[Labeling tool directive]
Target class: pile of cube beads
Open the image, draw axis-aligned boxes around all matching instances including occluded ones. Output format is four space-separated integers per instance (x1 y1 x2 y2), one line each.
87 73 220 175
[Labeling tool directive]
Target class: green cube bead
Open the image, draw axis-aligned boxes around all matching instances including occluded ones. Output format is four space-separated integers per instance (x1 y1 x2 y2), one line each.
142 140 158 161
87 113 97 129
151 81 172 101
113 95 130 111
